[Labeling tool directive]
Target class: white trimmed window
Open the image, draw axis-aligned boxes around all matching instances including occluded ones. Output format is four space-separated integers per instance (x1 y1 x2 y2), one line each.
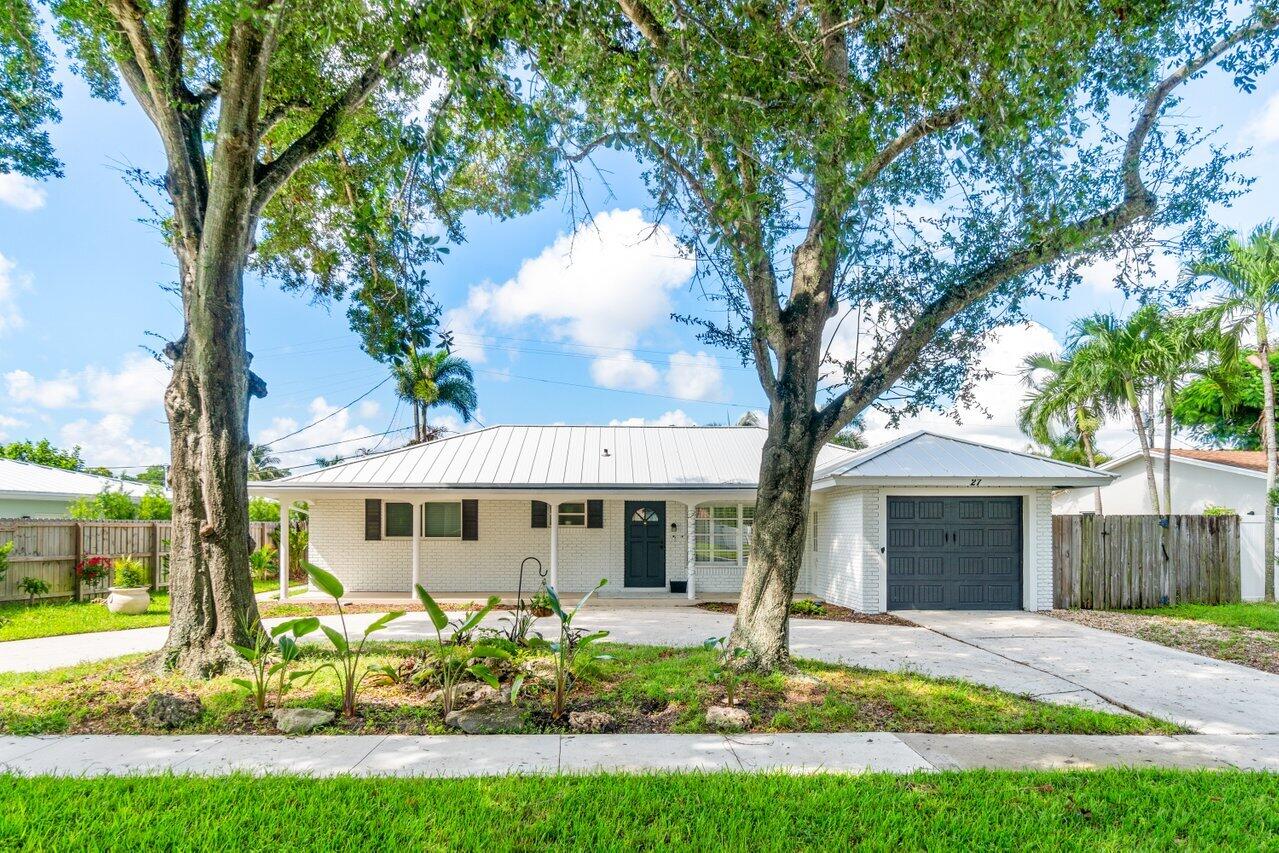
557 502 586 527
422 501 462 538
694 504 755 566
384 502 414 537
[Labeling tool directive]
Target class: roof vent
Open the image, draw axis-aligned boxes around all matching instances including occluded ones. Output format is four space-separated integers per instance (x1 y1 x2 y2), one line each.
602 448 611 457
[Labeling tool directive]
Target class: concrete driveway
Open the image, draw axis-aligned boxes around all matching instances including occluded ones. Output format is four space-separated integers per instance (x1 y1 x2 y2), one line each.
7 607 1279 734
906 610 1279 736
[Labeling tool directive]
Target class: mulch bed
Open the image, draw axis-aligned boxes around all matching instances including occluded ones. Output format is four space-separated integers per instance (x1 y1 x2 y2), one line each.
1052 609 1279 675
696 601 912 626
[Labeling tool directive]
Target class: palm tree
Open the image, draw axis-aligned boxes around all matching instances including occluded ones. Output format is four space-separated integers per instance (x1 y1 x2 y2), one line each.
1019 351 1110 513
247 444 289 481
393 349 478 443
1068 307 1165 514
1188 222 1279 601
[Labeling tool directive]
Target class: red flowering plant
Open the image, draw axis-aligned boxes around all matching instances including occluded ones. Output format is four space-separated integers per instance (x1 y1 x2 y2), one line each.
75 556 112 587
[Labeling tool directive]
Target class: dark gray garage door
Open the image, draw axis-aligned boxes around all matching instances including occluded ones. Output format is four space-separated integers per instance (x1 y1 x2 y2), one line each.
886 496 1022 610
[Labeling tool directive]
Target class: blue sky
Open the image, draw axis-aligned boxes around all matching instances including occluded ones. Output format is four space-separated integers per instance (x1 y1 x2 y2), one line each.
1 50 1277 475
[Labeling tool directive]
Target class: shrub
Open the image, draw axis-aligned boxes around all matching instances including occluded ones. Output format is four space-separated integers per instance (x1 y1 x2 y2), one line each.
231 609 317 713
1203 505 1238 517
137 489 172 520
68 489 139 520
18 576 50 607
0 540 12 585
790 599 827 617
248 497 280 522
74 556 111 586
113 556 148 589
527 580 610 719
249 546 278 580
412 587 512 716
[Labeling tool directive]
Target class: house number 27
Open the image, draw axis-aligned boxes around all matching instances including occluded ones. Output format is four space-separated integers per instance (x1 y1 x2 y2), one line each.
969 478 983 486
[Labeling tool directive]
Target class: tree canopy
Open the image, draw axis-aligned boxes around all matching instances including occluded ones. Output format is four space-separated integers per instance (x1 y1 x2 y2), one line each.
1174 352 1279 449
0 439 84 471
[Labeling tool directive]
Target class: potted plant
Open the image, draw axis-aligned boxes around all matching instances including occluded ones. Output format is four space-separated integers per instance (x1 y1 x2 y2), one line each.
529 585 554 618
106 555 151 614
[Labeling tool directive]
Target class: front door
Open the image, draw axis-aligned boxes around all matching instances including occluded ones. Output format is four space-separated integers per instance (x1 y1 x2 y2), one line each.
624 500 666 587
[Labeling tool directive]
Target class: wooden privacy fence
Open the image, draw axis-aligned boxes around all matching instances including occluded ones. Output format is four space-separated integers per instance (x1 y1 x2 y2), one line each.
1053 514 1241 609
0 519 280 604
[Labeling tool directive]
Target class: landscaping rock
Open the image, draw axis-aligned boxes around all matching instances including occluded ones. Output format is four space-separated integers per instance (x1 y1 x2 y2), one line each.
445 703 525 734
520 657 559 683
568 711 614 733
131 693 203 729
272 707 335 734
706 704 751 730
466 685 501 707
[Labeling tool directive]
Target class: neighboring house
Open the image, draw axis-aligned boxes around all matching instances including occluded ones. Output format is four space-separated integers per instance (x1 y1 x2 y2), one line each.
251 426 1109 613
1052 449 1271 602
1052 450 1269 517
0 458 157 518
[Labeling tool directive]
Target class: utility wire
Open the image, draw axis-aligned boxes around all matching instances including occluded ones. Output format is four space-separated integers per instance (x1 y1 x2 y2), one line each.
259 375 392 449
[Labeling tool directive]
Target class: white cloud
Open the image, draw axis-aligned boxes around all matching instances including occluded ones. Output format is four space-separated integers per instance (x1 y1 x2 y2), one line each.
5 369 80 408
449 208 695 367
665 351 725 401
1076 250 1180 294
859 322 1063 450
0 173 46 211
356 400 382 420
4 355 168 414
1244 91 1279 145
59 414 166 468
257 396 379 461
590 351 659 391
609 409 697 427
0 414 21 441
0 253 28 336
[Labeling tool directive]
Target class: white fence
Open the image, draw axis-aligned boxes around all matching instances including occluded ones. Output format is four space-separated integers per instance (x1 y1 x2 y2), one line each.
1237 518 1274 602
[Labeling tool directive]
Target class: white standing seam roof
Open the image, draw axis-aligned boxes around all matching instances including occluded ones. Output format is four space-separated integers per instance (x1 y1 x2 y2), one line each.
253 425 1112 493
258 425 859 490
0 458 158 500
814 431 1115 486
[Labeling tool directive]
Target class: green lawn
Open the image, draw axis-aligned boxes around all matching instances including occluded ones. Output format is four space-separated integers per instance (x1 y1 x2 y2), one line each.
0 580 303 642
0 642 1175 737
1129 602 1279 632
2 770 1276 849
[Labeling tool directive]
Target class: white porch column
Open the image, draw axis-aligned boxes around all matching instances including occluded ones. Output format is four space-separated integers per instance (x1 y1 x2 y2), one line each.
686 504 696 600
549 500 559 590
411 498 421 593
277 497 290 601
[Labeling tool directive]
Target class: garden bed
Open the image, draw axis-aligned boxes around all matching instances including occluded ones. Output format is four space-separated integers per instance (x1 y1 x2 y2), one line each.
1052 609 1279 674
696 600 912 626
0 641 1176 737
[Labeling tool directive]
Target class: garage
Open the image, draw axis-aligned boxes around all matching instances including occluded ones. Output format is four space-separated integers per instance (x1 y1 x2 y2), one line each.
886 495 1022 610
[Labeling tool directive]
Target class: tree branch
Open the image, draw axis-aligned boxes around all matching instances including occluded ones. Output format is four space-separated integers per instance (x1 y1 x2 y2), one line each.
812 10 1279 443
853 105 966 191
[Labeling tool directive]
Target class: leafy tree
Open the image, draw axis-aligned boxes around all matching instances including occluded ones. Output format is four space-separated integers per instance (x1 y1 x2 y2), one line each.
0 440 83 471
69 490 140 521
536 0 1279 668
1173 352 1279 449
1187 223 1279 601
132 466 169 487
6 0 557 674
247 446 289 482
392 349 478 442
1019 351 1111 513
138 490 173 521
827 427 867 450
248 497 281 522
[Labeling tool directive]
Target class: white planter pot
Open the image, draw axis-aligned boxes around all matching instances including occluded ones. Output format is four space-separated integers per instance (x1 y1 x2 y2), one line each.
106 587 151 615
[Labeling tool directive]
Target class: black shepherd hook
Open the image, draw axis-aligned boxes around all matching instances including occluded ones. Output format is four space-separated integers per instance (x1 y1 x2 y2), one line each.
515 557 547 622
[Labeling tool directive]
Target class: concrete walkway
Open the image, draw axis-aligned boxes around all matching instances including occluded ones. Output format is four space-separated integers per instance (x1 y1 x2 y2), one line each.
2 733 1278 777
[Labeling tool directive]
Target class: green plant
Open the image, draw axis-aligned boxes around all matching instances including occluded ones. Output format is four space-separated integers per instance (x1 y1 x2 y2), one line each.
414 586 511 715
1203 505 1238 517
293 564 402 717
0 540 12 585
112 556 148 589
703 636 751 706
230 610 318 712
137 490 172 520
789 599 827 617
529 586 554 616
18 576 50 607
68 489 140 521
249 546 278 581
527 580 610 719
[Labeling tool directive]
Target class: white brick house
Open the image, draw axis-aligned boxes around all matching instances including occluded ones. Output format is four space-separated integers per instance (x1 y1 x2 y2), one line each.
251 426 1110 613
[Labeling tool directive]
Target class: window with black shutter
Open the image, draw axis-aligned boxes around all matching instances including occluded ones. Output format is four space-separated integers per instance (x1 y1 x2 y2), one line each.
462 499 479 540
364 499 381 540
531 501 548 528
587 500 604 529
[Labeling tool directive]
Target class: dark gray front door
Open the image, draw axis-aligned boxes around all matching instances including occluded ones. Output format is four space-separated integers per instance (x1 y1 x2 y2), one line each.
886 496 1022 610
624 501 666 587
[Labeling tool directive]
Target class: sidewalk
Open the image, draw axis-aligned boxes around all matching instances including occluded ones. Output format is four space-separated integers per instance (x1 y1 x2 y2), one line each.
3 733 1278 777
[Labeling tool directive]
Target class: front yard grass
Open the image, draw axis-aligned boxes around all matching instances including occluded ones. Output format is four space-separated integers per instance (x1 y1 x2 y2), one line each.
1129 602 1279 632
0 580 304 642
4 770 1277 849
1055 607 1279 674
0 642 1176 736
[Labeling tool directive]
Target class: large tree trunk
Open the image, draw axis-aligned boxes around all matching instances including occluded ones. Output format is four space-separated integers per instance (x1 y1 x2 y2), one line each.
1258 313 1276 603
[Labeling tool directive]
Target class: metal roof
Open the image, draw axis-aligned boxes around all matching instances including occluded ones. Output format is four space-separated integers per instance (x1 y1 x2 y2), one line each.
254 425 1111 493
814 430 1114 486
0 458 158 500
257 425 859 491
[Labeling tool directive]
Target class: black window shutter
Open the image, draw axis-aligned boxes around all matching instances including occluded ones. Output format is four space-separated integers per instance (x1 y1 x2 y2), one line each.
587 499 604 529
462 500 479 541
531 501 548 528
364 499 382 541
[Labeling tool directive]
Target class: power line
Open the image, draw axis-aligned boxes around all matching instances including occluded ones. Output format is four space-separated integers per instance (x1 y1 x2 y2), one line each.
472 366 759 409
259 375 392 449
